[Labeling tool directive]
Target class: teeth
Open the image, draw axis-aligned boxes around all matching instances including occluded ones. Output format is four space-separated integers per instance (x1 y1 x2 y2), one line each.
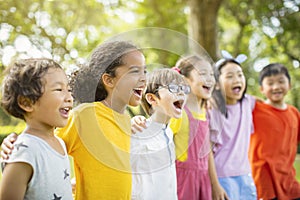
62 107 71 112
134 88 144 91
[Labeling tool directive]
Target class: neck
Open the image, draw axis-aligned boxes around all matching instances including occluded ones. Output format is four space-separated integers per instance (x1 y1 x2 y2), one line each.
102 98 126 114
265 99 287 109
150 112 170 125
24 125 55 139
186 93 203 113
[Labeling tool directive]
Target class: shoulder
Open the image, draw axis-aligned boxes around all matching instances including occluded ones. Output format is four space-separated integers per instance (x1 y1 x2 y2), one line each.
4 134 40 166
72 102 97 114
244 94 256 105
14 134 40 150
169 110 188 133
287 104 300 115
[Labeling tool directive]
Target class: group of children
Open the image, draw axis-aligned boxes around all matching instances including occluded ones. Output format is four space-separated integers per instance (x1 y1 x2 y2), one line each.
0 40 299 200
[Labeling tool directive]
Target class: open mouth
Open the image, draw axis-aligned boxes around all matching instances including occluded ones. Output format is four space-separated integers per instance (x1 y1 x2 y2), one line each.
203 85 211 91
133 88 144 97
173 99 184 110
232 86 242 93
59 107 72 117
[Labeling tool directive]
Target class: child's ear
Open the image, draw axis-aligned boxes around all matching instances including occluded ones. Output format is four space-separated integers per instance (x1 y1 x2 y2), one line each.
18 96 33 112
145 93 158 106
259 85 264 93
102 73 114 88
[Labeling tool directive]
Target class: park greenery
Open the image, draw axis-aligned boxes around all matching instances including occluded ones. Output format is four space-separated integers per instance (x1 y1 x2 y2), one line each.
0 0 300 139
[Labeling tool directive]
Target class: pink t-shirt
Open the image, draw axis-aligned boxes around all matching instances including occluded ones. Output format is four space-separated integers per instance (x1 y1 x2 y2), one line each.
208 95 256 177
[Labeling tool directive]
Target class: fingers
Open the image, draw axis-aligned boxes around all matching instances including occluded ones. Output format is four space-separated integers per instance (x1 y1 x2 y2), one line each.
1 132 18 160
71 177 76 194
131 124 145 134
224 193 230 200
131 115 148 134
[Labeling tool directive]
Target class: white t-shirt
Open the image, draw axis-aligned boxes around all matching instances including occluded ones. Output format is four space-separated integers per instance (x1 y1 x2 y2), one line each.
131 120 177 200
2 133 73 200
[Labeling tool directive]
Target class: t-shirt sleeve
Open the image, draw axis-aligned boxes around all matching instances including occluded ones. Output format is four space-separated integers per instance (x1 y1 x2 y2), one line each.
2 136 36 170
169 117 183 135
247 94 256 111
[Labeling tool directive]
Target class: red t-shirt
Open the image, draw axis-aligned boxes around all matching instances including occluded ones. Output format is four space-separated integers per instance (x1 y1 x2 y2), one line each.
249 101 300 199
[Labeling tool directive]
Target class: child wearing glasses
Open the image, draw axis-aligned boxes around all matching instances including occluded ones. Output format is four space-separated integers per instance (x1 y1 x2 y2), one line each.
131 68 190 200
132 55 228 200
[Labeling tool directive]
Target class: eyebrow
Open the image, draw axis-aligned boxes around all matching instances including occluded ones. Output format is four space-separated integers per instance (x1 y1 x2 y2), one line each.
49 81 69 87
129 65 147 70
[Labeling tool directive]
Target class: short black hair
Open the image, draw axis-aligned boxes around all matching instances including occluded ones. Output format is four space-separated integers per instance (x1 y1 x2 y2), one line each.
259 63 291 85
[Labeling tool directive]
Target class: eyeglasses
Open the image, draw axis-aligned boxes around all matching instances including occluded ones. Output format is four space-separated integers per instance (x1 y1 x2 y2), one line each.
158 84 191 94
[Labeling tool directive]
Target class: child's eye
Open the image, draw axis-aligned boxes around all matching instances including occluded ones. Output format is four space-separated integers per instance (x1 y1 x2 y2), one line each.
279 80 286 84
130 69 141 74
198 72 206 76
54 88 63 91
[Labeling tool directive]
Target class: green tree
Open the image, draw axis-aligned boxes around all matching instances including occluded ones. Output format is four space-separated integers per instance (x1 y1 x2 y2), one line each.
1 0 300 124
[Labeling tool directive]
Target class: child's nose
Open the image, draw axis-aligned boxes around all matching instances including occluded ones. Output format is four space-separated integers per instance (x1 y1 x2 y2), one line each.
66 92 73 103
177 89 185 96
272 82 280 89
139 73 146 83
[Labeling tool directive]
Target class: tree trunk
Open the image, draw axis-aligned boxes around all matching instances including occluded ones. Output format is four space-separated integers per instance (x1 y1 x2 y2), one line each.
187 0 223 61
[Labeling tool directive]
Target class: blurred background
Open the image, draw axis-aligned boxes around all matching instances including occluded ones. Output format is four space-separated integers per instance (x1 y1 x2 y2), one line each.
0 0 299 176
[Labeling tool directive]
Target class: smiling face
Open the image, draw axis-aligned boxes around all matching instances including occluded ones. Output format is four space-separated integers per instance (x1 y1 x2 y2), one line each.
29 68 73 129
186 60 215 100
109 50 146 112
148 82 188 123
219 62 246 105
142 68 188 124
260 73 290 107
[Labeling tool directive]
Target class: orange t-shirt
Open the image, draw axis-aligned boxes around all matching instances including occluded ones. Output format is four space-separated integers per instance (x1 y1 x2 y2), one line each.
249 101 300 199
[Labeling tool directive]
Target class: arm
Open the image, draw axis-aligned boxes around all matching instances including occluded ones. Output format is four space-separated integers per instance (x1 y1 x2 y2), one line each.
0 162 32 200
208 150 229 200
1 133 18 160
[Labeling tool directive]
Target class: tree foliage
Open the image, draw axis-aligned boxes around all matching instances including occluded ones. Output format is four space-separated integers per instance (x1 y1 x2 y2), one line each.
1 0 300 125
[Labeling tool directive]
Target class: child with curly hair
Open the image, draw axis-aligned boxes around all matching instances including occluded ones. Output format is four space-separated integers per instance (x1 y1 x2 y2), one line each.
0 58 73 200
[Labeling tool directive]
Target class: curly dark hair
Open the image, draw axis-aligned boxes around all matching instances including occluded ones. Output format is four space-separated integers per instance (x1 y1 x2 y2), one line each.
71 40 141 103
1 58 63 120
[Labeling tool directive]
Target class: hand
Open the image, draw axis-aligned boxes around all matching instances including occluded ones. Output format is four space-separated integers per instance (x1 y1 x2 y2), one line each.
71 177 76 195
207 98 217 110
131 115 147 134
1 132 18 160
212 183 230 200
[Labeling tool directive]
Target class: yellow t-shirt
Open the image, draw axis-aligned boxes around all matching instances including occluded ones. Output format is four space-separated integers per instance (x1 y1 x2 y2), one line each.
169 108 206 162
56 102 132 200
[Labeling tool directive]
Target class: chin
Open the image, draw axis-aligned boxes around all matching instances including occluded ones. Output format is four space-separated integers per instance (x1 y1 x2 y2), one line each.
55 120 68 128
128 101 140 107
